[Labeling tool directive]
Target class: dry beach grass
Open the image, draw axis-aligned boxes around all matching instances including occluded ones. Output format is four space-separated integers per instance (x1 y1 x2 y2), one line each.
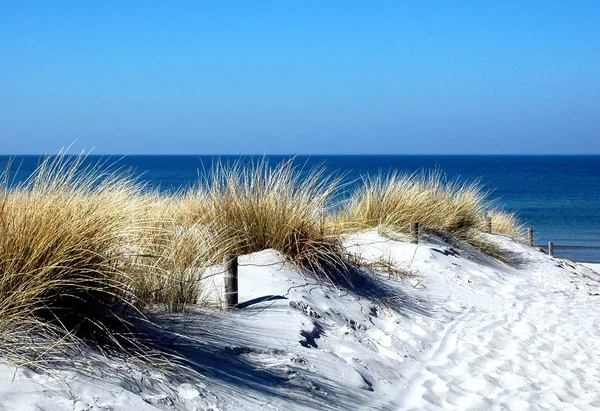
336 170 524 254
177 159 351 280
337 170 487 236
483 209 524 239
0 156 211 366
0 155 148 364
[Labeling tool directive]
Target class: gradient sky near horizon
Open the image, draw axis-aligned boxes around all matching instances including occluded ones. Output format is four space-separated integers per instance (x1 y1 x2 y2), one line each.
1 1 599 155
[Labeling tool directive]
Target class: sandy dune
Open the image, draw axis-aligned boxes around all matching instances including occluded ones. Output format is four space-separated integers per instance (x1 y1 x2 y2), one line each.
2 231 600 410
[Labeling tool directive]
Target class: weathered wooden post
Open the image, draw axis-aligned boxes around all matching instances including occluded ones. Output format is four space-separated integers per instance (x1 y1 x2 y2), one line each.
548 241 554 257
528 228 534 247
224 254 239 309
410 222 419 244
486 216 492 233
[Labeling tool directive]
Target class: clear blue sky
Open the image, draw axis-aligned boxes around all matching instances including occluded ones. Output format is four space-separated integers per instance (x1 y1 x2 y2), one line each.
1 1 599 154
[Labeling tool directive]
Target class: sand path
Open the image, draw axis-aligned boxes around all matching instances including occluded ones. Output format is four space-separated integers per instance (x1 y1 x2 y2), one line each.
397 250 600 410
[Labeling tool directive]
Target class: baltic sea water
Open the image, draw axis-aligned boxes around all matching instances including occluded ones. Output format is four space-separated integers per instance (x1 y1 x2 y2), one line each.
2 155 599 263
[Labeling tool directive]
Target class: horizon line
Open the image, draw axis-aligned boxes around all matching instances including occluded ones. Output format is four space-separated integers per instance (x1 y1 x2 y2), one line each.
2 153 600 157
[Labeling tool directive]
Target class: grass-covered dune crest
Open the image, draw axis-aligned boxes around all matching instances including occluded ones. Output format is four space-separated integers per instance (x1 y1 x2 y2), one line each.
0 153 524 368
336 170 488 236
177 158 352 281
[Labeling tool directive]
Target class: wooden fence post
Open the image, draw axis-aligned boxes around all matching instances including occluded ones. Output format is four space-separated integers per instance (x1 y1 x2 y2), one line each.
548 241 554 257
486 216 492 233
410 222 419 244
528 228 534 247
224 254 239 309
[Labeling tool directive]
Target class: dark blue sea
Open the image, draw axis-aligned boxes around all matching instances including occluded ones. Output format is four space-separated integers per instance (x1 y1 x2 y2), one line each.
2 155 599 263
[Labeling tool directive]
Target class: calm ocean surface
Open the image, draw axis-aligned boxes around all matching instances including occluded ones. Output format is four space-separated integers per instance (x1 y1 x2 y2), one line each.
2 155 599 263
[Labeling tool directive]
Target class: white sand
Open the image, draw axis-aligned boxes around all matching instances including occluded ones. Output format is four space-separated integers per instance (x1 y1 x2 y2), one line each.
2 231 600 410
583 263 600 274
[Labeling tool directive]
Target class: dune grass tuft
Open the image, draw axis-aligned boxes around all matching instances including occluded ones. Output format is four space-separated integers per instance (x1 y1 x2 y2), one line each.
0 154 154 363
0 155 217 368
338 170 487 238
178 159 351 281
482 210 524 239
133 219 220 313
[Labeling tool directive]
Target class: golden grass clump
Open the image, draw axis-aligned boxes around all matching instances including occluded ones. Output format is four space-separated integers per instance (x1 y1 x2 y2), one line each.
132 221 220 313
178 159 349 279
338 170 487 237
0 154 153 360
0 153 239 370
482 210 524 239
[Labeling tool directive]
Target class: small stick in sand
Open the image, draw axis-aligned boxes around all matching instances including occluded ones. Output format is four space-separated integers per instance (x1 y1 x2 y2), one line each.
224 254 239 309
410 222 419 244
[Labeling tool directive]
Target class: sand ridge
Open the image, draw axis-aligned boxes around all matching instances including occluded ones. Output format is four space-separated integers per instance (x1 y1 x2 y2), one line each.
2 231 600 410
